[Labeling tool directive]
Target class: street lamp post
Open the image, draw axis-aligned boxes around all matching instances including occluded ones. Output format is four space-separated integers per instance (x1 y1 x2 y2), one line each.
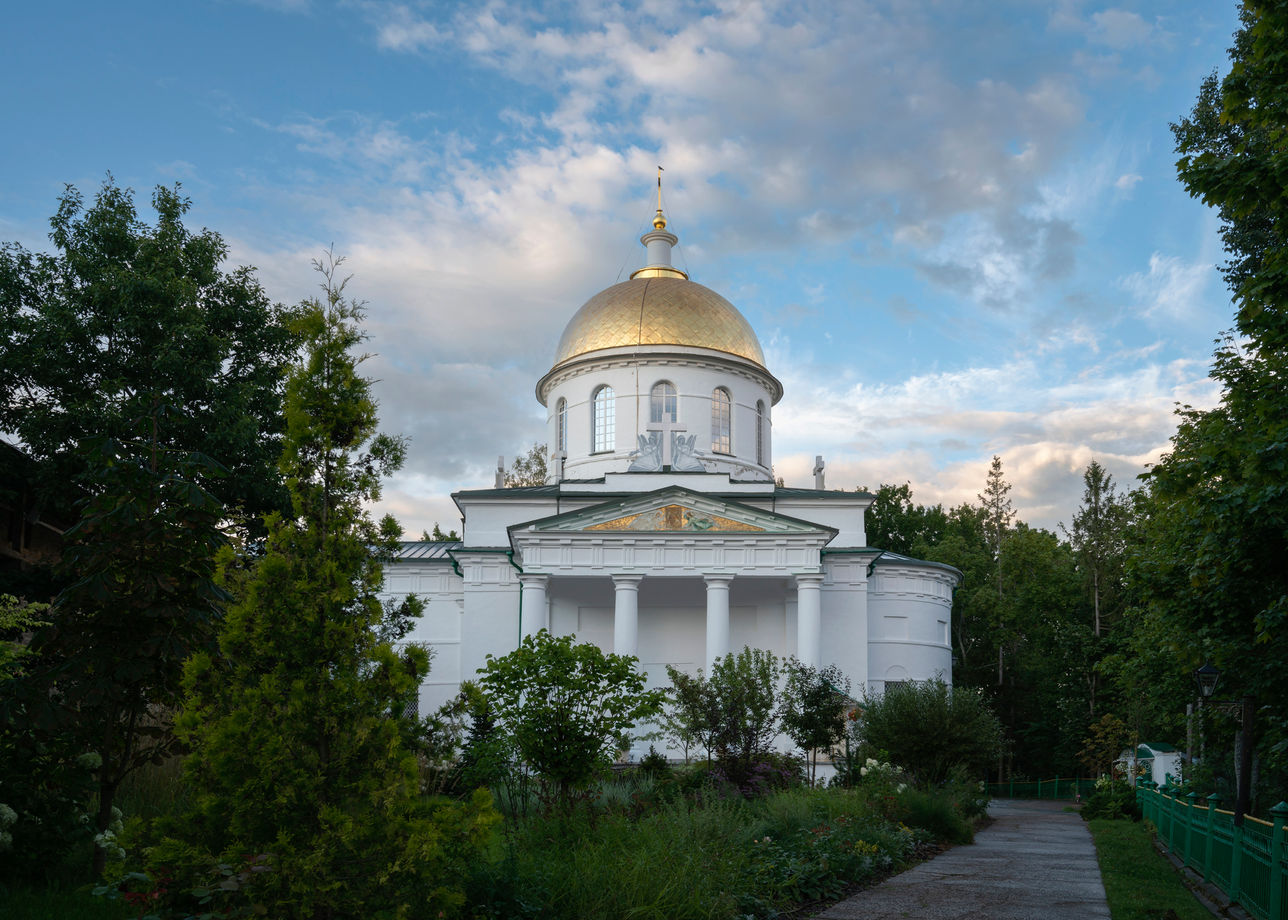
1193 662 1256 828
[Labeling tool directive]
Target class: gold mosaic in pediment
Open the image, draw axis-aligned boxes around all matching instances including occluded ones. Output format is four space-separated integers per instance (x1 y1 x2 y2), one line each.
587 504 765 533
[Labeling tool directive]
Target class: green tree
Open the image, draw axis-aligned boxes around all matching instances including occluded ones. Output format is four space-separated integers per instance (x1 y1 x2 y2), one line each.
978 456 1015 686
422 522 460 541
0 595 48 680
0 178 297 531
504 442 548 487
0 180 298 876
1080 713 1131 779
152 256 495 918
667 647 784 779
858 679 1003 786
1135 0 1288 792
862 482 948 556
1062 460 1130 641
480 630 663 809
781 661 851 785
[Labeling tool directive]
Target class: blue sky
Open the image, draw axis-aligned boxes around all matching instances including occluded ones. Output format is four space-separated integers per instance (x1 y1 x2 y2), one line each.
1 0 1242 534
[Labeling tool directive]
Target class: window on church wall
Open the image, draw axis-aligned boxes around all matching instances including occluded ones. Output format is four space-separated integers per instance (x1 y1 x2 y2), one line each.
555 398 567 452
592 385 615 452
756 400 766 466
711 387 731 454
650 381 677 423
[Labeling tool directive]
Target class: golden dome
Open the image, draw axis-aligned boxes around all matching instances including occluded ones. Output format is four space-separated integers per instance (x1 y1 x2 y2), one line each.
551 277 766 369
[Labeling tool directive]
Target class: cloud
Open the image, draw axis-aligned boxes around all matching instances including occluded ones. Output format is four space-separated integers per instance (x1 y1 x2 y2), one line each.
767 346 1220 530
1121 253 1216 324
1088 9 1156 50
199 0 1228 539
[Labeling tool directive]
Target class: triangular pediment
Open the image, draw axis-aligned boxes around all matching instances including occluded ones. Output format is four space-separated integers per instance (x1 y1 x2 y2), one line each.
512 487 834 537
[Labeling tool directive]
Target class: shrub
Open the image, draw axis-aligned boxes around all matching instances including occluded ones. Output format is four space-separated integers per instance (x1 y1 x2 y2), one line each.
856 679 1003 785
666 647 786 790
895 789 974 844
1081 776 1141 821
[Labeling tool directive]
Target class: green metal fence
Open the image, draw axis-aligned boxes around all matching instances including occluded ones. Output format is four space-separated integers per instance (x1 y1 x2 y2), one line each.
986 777 1097 800
1137 782 1288 920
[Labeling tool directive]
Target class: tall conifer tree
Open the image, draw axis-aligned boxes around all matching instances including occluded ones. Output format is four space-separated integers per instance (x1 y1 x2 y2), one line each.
155 255 493 918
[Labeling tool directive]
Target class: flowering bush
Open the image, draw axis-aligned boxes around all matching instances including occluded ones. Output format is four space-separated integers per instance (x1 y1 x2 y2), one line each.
1081 776 1140 821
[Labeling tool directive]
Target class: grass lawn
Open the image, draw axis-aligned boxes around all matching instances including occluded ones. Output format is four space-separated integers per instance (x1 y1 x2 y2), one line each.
1087 819 1211 920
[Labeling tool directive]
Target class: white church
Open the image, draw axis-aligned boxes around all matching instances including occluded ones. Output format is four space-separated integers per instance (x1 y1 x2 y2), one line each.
383 202 960 739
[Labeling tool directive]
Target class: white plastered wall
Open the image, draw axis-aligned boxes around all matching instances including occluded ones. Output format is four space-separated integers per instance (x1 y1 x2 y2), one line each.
866 563 956 692
542 350 777 481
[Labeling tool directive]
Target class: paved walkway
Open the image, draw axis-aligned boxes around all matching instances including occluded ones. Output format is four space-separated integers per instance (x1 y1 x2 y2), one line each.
815 799 1111 920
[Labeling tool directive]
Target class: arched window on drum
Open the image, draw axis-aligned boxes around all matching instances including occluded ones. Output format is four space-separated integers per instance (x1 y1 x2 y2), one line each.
711 387 731 454
592 385 615 453
755 400 766 466
650 381 677 423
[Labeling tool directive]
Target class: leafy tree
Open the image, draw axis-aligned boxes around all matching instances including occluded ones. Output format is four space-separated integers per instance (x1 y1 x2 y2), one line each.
996 525 1087 776
1080 713 1131 778
862 482 948 556
480 630 663 809
504 442 548 487
0 178 297 530
0 180 298 875
781 661 851 786
1134 0 1288 794
148 256 495 918
0 594 48 680
922 503 994 686
667 647 784 779
857 679 1002 786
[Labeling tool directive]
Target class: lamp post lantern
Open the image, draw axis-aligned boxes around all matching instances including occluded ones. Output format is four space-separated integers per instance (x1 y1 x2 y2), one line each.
1192 662 1256 828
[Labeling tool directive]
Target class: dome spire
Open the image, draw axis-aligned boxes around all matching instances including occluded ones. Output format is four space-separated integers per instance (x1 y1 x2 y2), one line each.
653 165 667 229
632 165 687 280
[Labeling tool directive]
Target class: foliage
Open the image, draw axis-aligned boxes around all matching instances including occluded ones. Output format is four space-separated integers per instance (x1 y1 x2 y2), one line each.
1080 713 1132 778
464 785 923 920
893 789 973 844
0 179 299 877
1061 460 1130 640
857 679 1002 786
132 255 497 918
1087 818 1212 920
1128 0 1288 792
480 629 664 808
1080 776 1141 822
781 661 851 786
504 442 548 487
0 177 297 533
667 647 785 787
861 482 948 557
422 522 460 541
0 594 48 680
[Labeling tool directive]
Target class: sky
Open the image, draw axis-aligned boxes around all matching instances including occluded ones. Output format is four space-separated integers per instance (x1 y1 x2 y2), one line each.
1 0 1243 536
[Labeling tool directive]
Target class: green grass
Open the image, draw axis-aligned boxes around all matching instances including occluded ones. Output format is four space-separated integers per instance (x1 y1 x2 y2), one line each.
1087 819 1211 920
0 884 131 920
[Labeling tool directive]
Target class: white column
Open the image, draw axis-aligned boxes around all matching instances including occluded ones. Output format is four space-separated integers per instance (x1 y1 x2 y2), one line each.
796 573 824 669
612 575 643 658
518 573 548 638
704 575 733 672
